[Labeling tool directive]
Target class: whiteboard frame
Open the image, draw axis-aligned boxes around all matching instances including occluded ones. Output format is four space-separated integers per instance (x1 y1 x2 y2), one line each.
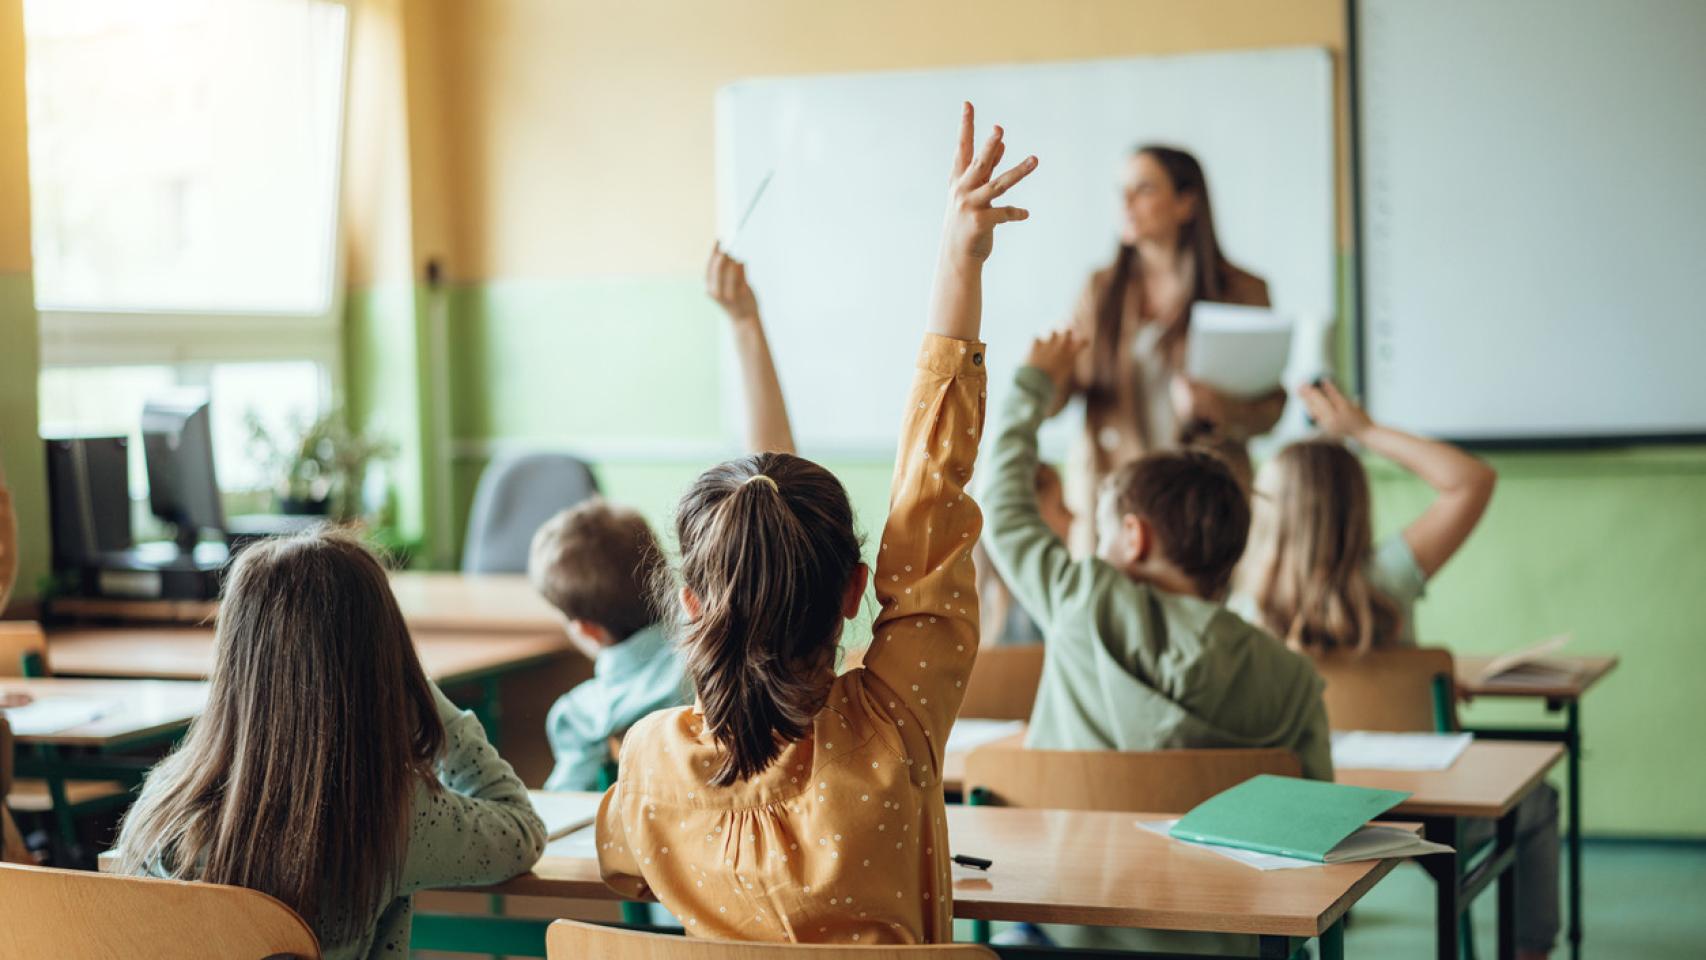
1348 0 1706 449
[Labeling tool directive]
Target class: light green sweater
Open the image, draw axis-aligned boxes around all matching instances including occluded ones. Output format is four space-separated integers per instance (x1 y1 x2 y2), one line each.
131 683 546 959
981 366 1333 782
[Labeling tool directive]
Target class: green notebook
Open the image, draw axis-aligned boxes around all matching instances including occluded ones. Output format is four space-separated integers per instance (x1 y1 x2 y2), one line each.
1169 775 1412 863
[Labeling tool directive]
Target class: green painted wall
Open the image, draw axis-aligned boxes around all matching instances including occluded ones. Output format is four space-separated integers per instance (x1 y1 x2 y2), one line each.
0 271 47 609
362 273 1706 837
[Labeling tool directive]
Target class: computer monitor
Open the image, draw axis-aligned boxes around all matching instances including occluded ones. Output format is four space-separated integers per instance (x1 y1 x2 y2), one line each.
44 435 135 572
142 393 226 554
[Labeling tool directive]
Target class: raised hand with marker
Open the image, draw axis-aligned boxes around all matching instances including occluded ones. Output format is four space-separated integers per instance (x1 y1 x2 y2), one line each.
706 242 794 455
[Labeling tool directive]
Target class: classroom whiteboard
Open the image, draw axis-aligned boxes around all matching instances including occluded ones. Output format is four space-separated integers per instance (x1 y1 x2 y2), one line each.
1357 0 1706 442
715 49 1336 457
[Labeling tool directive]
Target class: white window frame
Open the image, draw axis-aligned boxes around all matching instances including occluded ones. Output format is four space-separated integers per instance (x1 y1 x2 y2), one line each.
32 0 354 380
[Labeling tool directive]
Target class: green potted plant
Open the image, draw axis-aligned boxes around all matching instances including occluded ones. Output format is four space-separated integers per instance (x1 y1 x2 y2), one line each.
245 409 395 521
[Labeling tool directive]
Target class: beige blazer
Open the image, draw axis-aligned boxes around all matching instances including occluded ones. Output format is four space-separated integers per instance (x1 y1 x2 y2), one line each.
1058 255 1282 553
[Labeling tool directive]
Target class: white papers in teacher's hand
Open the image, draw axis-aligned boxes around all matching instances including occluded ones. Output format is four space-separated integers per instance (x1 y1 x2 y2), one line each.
1185 303 1294 396
1331 731 1473 771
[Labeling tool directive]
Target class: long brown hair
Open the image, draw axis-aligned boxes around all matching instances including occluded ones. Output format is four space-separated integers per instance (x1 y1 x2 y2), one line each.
117 529 445 942
664 453 862 786
1241 440 1401 655
1091 145 1231 391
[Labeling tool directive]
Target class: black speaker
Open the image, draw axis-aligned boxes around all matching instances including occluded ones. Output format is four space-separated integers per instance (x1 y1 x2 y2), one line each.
44 435 135 575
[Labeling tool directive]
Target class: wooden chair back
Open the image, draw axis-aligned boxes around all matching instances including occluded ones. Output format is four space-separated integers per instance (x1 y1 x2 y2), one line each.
956 644 1045 721
963 746 1300 813
0 621 47 676
1312 646 1458 733
0 862 321 958
1 716 27 864
545 919 997 959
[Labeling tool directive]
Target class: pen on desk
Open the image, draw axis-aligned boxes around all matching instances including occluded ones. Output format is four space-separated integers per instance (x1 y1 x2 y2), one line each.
952 854 992 871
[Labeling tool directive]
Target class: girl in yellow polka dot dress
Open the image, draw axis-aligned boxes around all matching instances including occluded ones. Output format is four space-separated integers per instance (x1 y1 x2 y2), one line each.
595 102 1037 944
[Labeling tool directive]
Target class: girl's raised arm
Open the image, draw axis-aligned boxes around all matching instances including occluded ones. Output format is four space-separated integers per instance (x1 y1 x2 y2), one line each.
1301 380 1496 579
865 104 1035 762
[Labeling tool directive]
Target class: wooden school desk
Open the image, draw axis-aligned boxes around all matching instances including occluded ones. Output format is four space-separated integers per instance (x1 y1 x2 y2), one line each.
942 730 1563 960
44 571 560 635
42 626 574 765
1455 655 1618 960
3 677 209 861
46 569 556 637
1341 742 1565 960
406 796 1414 960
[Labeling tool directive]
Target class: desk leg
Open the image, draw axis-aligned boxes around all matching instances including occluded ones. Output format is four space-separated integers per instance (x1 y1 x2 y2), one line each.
1257 934 1295 959
1318 918 1345 960
478 675 504 744
1496 810 1517 960
30 743 79 865
1420 818 1462 960
1564 701 1582 960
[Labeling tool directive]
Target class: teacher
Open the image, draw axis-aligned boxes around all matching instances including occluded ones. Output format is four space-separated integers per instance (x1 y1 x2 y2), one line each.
1053 145 1284 554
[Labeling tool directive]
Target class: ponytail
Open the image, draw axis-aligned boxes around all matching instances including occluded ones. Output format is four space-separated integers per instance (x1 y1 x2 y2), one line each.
666 454 861 786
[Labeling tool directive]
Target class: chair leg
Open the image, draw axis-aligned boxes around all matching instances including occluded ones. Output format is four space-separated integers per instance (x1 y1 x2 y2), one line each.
1460 904 1478 960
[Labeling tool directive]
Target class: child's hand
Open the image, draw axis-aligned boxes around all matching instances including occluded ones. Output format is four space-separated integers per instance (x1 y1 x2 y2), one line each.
705 242 759 323
941 102 1037 265
1300 378 1373 440
1025 329 1086 399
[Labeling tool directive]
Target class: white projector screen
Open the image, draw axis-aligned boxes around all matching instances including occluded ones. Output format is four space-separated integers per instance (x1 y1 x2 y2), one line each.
716 49 1336 457
1357 0 1706 443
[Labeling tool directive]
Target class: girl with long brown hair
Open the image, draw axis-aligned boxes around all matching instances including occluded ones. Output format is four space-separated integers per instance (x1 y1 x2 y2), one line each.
1235 378 1496 654
1056 145 1284 553
116 529 545 959
595 103 1035 943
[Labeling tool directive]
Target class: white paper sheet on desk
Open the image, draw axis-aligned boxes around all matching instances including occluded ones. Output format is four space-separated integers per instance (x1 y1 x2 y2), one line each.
1137 819 1322 870
528 791 604 840
545 824 599 859
945 718 1026 754
1184 303 1294 396
1331 730 1472 771
0 696 115 736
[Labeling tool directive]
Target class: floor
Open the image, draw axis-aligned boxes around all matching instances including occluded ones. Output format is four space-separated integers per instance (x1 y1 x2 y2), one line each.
1345 840 1706 958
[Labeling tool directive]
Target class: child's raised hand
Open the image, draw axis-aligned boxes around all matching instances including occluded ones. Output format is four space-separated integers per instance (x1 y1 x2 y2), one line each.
941 102 1037 264
1300 377 1373 440
1025 329 1087 399
705 242 759 323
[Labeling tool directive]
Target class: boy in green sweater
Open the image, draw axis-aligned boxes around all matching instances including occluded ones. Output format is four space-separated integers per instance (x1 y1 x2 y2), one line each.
982 330 1332 781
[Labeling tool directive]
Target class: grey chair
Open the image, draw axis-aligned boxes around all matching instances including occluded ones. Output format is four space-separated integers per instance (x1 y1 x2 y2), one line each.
461 453 600 573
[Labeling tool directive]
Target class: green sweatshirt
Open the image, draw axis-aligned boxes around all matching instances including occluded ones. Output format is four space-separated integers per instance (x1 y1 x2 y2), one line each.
981 366 1333 782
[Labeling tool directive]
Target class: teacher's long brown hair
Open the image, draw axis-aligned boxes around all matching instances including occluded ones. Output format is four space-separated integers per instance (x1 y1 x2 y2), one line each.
1091 145 1232 392
116 529 445 943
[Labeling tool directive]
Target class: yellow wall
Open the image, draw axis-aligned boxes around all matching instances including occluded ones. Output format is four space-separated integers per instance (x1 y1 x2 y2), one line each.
0 0 29 275
431 0 1344 281
0 0 47 612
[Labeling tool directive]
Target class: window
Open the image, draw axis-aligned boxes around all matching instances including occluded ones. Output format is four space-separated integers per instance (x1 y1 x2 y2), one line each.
39 361 330 498
24 0 350 364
